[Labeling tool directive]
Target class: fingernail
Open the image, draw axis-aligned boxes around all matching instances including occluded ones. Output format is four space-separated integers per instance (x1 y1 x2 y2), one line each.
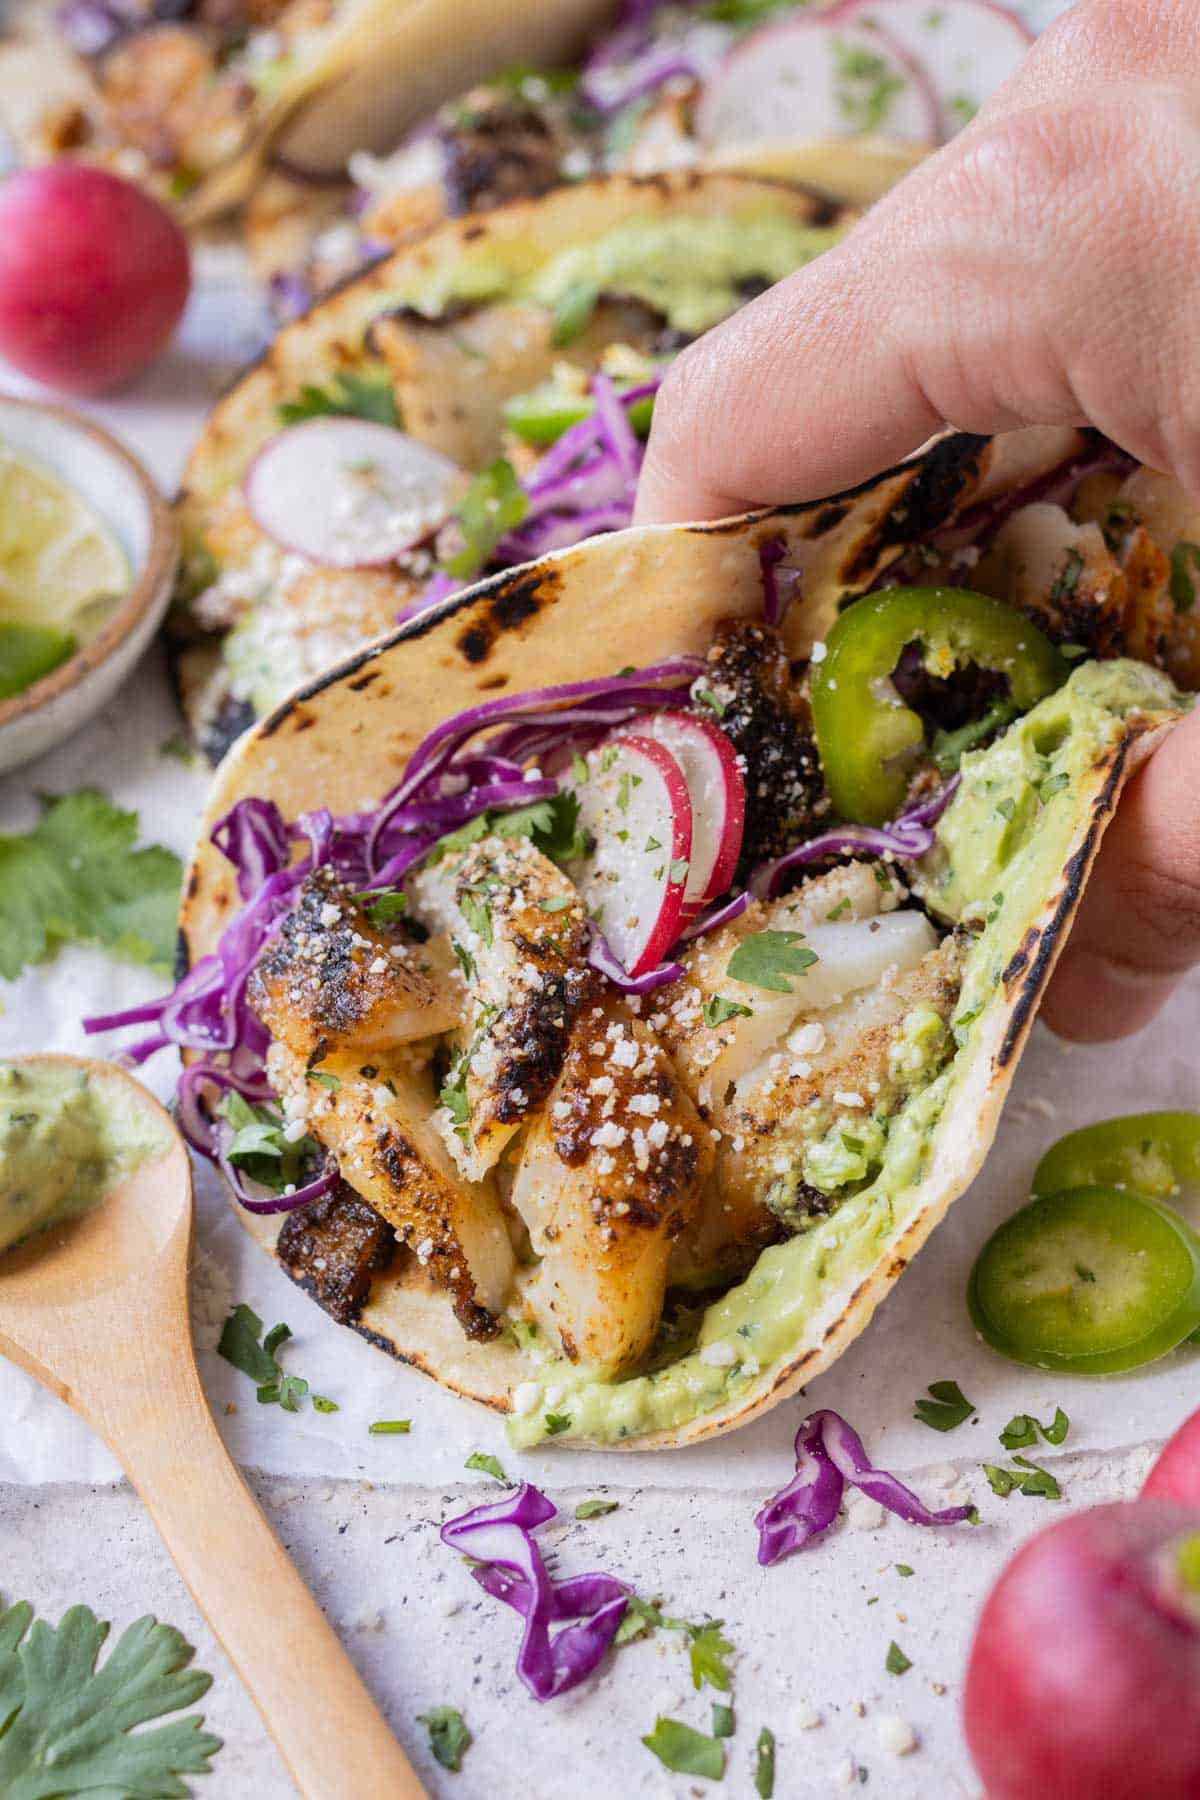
1042 947 1178 1043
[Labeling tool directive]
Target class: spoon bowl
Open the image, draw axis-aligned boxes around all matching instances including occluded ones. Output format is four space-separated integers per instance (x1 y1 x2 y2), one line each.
0 1052 427 1800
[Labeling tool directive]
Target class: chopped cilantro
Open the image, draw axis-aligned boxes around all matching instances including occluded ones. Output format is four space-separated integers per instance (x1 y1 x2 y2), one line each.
826 896 853 921
417 1705 471 1772
642 1717 725 1779
693 685 727 718
983 1463 1016 1498
538 895 571 913
703 994 754 1028
885 1640 912 1676
0 1596 221 1793
1050 546 1084 604
369 1419 412 1435
616 771 635 812
218 1305 310 1412
0 788 182 981
307 1069 341 1092
913 1380 976 1432
543 1412 573 1436
218 1092 319 1194
435 790 585 867
999 1408 1069 1451
465 1451 508 1483
312 1394 339 1413
576 1498 619 1518
669 857 690 884
572 752 588 784
353 886 408 925
614 1594 691 1646
712 1702 735 1738
452 938 476 981
984 1456 1062 1500
689 1620 734 1692
726 929 818 994
895 1564 914 1577
1171 541 1200 612
831 36 905 131
439 1059 471 1140
755 1725 776 1798
460 890 493 948
278 369 399 428
444 458 529 581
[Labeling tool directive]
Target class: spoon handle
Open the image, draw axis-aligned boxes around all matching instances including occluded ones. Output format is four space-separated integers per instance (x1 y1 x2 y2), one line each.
92 1352 428 1800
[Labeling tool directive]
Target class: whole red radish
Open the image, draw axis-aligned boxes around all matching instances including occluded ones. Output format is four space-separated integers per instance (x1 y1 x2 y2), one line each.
1145 1408 1200 1504
965 1501 1200 1799
0 166 190 394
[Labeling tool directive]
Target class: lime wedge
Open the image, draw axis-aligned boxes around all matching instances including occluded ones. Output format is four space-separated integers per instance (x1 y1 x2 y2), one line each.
0 443 129 636
0 622 77 699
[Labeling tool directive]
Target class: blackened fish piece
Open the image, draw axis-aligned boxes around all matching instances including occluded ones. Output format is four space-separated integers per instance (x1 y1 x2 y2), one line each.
276 1180 397 1325
703 619 825 866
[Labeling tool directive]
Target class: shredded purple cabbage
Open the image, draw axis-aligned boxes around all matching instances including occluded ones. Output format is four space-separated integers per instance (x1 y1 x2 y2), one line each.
749 777 960 899
84 659 701 1207
405 374 662 621
442 1483 629 1700
588 928 683 994
756 1410 975 1566
267 271 314 322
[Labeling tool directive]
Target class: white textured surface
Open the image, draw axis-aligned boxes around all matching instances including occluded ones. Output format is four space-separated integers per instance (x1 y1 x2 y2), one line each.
2 9 1176 1792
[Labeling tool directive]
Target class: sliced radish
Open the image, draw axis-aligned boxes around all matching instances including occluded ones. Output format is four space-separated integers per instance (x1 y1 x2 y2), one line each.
695 13 940 151
843 0 1033 139
244 417 462 568
641 710 745 920
572 734 693 978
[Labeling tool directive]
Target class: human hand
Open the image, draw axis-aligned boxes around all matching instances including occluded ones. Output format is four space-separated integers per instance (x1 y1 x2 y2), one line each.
635 0 1200 1042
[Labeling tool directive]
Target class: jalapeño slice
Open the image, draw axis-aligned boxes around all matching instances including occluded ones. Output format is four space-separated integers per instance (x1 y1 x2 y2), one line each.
1033 1111 1200 1202
968 1186 1200 1375
810 587 1066 825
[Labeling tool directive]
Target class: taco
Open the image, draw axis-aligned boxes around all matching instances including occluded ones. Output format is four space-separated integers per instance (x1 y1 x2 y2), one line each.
248 0 1030 310
0 0 610 222
171 168 858 758
99 423 1197 1451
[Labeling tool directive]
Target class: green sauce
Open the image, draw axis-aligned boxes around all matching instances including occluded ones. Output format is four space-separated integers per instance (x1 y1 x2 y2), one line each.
507 660 1187 1446
389 205 847 338
0 1062 169 1254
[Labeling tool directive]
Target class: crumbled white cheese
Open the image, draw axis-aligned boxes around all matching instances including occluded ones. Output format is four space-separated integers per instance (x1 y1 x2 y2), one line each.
319 902 341 928
834 1090 866 1108
512 1382 541 1416
369 956 388 975
698 1341 737 1367
791 1700 822 1731
876 1716 917 1757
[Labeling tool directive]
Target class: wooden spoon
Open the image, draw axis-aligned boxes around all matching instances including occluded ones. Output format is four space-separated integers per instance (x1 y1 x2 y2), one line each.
0 1055 428 1800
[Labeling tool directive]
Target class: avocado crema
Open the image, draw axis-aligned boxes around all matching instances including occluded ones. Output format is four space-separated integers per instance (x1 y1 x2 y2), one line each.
392 205 847 337
506 660 1183 1446
0 1062 169 1254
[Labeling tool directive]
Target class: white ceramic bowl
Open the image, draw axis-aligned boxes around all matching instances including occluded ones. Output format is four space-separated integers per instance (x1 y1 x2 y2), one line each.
0 394 178 774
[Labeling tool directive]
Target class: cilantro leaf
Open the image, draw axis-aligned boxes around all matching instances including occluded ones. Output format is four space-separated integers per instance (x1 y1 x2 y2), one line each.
353 886 408 925
913 1379 976 1433
642 1717 725 1780
465 1451 508 1483
543 1412 572 1436
726 929 818 994
1170 541 1200 612
885 1640 912 1676
984 1455 1062 1500
417 1705 471 1772
983 1463 1016 1498
218 1304 311 1414
703 995 754 1028
998 1411 1069 1452
689 1620 734 1692
0 1595 221 1796
755 1725 776 1798
576 1498 619 1518
278 368 400 428
312 1394 339 1413
217 1092 318 1194
0 789 182 981
494 790 586 862
444 459 528 581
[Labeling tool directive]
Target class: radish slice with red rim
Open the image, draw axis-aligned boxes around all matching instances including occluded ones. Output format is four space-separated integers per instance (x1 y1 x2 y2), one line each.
842 0 1032 138
695 13 940 150
571 734 692 978
244 417 463 568
641 710 745 920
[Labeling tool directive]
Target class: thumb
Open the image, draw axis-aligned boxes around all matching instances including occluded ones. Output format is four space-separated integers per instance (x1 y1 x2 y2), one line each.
1042 708 1200 1043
